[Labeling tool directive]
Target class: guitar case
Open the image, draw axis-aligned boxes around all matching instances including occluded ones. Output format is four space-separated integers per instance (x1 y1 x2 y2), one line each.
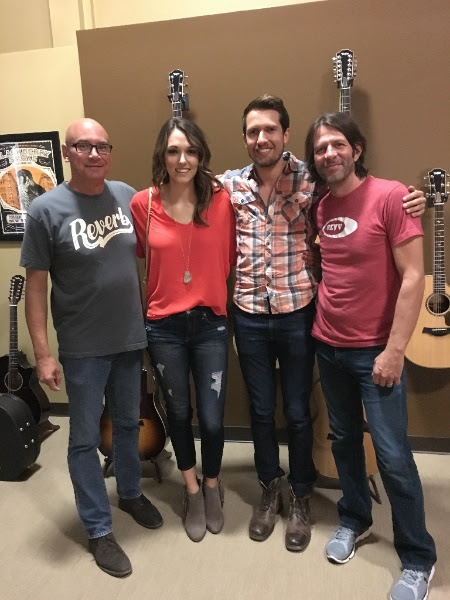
0 393 40 481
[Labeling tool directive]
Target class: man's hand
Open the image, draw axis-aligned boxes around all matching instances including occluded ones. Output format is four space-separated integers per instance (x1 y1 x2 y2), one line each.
372 347 404 387
403 186 426 217
302 243 321 281
36 356 62 391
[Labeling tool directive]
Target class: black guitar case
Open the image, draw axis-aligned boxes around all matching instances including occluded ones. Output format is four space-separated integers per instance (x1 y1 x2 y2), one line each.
0 393 40 480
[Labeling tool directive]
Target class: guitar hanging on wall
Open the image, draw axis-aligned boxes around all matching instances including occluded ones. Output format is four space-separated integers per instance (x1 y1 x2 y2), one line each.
0 275 60 440
98 71 194 479
406 168 450 368
333 48 357 115
310 50 381 504
168 69 189 117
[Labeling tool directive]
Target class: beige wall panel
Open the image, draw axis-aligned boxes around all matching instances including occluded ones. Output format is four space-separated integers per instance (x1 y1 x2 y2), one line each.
0 46 84 404
48 0 81 47
0 0 53 53
92 0 326 27
77 0 450 437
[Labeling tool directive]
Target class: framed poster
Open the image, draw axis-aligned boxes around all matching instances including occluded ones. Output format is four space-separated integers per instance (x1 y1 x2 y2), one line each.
0 131 64 241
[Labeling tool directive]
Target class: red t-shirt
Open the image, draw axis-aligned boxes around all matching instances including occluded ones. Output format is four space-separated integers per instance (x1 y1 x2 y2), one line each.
130 187 236 319
312 176 423 347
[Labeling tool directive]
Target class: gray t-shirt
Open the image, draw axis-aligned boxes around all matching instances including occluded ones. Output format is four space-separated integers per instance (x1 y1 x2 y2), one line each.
20 181 147 359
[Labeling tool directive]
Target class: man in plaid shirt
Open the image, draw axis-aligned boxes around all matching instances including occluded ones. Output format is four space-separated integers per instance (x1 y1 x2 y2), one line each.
220 95 425 552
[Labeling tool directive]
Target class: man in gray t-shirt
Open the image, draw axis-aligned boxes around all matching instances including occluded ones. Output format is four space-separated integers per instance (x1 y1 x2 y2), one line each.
20 118 163 578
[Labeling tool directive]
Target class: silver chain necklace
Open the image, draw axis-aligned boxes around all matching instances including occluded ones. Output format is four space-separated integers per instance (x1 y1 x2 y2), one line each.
169 203 194 284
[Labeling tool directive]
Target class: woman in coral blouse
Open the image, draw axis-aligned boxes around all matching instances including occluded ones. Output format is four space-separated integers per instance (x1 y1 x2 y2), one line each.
130 117 236 542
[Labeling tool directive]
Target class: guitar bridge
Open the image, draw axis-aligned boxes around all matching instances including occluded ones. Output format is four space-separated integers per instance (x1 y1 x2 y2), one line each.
422 327 450 337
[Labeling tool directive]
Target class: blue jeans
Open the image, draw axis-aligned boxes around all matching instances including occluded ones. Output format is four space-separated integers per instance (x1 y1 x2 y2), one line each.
61 350 143 539
233 303 317 497
316 340 436 571
146 307 228 478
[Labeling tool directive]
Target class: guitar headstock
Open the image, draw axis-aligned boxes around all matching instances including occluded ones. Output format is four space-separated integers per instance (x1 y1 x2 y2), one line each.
9 275 25 306
426 168 448 207
167 69 189 117
333 49 356 89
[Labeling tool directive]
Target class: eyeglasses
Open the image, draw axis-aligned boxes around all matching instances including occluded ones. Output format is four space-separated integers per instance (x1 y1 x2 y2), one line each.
71 142 113 155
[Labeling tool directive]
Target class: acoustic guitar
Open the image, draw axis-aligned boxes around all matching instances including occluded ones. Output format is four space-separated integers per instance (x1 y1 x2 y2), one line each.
0 275 58 437
310 51 380 502
168 69 189 117
332 48 357 115
99 366 168 463
98 70 191 477
406 168 450 368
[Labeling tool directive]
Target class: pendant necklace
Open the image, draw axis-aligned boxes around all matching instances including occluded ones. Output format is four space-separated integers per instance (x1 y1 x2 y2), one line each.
169 201 194 284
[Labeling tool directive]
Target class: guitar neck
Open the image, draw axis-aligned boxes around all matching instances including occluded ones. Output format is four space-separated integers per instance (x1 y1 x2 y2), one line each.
172 101 182 118
433 202 446 293
9 305 19 373
339 87 351 115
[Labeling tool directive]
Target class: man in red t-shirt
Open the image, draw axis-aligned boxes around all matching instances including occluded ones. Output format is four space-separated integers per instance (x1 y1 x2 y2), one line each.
304 113 436 600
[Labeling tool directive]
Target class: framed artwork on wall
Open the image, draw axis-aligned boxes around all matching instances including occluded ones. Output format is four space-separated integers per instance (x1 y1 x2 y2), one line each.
0 131 63 241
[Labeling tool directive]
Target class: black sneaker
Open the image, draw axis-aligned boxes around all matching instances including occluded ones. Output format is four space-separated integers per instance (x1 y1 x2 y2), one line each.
89 533 132 577
118 494 163 529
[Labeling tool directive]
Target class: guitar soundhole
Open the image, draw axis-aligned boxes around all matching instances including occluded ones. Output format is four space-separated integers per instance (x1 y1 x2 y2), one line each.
4 372 23 392
426 293 450 316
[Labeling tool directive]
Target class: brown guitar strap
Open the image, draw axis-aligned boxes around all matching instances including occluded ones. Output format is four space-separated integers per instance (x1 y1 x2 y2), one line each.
141 186 153 314
141 187 159 396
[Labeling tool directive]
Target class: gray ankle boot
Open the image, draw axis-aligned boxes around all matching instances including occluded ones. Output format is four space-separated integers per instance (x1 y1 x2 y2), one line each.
202 478 224 534
182 485 206 542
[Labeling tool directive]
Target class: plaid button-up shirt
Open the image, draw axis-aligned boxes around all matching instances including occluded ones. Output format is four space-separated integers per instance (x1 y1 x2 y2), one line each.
221 152 318 314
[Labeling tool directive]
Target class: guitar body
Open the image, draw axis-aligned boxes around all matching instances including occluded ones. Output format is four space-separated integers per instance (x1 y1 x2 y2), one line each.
310 371 378 480
0 351 51 425
406 276 450 368
99 368 168 460
406 168 449 369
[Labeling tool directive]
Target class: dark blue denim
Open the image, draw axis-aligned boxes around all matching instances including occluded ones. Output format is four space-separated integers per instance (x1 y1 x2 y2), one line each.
146 307 228 479
233 303 317 497
316 340 436 571
61 350 143 538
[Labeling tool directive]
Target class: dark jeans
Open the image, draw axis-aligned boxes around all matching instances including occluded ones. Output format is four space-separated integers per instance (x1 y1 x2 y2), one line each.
316 340 436 571
233 303 317 497
61 350 143 538
146 307 228 479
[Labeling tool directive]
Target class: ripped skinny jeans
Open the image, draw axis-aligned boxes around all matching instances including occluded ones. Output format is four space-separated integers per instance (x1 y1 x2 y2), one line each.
145 307 228 478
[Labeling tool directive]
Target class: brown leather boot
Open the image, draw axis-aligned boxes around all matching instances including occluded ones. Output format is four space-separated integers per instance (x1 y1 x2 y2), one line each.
249 477 283 541
285 487 311 552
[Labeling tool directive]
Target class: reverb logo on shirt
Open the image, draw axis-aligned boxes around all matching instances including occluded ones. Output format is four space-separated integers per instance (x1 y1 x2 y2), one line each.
70 207 134 250
322 217 358 238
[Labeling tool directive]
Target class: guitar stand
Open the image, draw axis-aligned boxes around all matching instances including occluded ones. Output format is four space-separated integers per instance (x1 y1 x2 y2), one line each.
102 456 113 477
368 474 382 504
102 448 172 483
37 419 60 443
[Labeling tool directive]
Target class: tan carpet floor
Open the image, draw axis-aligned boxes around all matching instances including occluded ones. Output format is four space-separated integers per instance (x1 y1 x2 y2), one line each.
0 417 448 600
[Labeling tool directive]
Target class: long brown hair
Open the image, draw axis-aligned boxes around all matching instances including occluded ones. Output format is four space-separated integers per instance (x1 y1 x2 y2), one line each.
152 118 222 226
